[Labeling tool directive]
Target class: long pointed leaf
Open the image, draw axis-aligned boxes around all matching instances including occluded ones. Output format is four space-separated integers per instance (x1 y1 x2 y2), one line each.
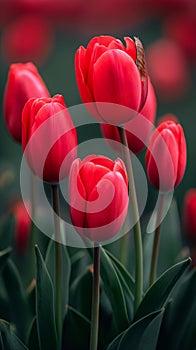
105 249 135 296
100 247 129 332
35 245 58 350
135 258 191 320
118 309 164 350
2 260 31 343
45 240 71 318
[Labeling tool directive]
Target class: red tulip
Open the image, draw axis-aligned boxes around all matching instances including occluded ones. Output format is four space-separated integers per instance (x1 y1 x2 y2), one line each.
164 12 196 62
101 78 157 154
75 35 148 124
4 62 50 142
145 121 187 192
2 15 53 65
183 189 196 245
146 38 189 101
11 201 31 254
69 155 129 242
22 94 78 183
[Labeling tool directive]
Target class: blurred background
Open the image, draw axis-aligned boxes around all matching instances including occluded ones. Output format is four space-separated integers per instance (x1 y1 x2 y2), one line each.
0 0 196 226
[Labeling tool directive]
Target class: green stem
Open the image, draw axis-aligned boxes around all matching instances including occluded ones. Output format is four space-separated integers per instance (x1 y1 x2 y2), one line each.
52 184 63 349
149 194 164 287
90 245 100 350
118 127 143 314
28 173 36 283
119 216 130 266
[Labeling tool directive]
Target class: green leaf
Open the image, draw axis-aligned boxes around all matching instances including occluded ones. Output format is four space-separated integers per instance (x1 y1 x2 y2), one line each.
0 247 12 271
27 317 40 350
69 266 93 319
118 309 164 350
45 239 71 318
107 309 164 350
35 245 58 350
63 305 90 350
2 259 32 343
100 246 129 332
105 249 135 297
135 257 191 320
0 319 28 350
106 332 124 350
157 269 196 350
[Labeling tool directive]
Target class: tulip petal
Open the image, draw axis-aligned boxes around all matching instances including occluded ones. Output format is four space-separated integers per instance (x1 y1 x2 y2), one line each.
124 36 137 61
69 159 86 229
75 46 94 103
93 49 141 123
86 171 129 241
79 162 109 198
87 155 114 170
175 124 187 187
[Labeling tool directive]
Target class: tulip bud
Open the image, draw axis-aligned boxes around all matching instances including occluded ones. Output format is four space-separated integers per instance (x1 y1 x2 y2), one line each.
145 120 187 192
11 201 31 255
101 78 157 154
22 94 78 183
75 35 148 124
69 155 129 242
183 189 196 245
3 62 50 142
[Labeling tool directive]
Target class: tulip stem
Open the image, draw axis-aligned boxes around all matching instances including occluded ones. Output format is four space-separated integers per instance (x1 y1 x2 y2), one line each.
51 184 63 349
29 173 36 282
149 194 164 287
118 126 143 314
90 245 100 350
119 216 130 266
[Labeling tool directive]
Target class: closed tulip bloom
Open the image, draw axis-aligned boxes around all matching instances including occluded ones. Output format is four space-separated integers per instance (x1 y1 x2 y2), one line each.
183 189 196 245
22 94 77 183
69 155 129 242
4 62 50 142
75 35 148 124
101 78 157 154
145 121 186 192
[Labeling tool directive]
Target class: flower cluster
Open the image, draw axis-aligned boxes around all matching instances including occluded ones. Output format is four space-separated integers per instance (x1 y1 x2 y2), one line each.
1 34 193 350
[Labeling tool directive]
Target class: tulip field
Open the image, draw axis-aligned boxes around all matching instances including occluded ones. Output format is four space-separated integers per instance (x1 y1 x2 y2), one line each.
0 1 196 349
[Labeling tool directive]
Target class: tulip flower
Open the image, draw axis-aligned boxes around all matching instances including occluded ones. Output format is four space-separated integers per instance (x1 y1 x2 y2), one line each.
4 62 50 142
2 15 53 65
11 201 31 254
146 39 189 101
22 94 77 183
75 35 148 124
69 155 129 242
183 189 196 245
145 120 187 192
101 78 157 154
